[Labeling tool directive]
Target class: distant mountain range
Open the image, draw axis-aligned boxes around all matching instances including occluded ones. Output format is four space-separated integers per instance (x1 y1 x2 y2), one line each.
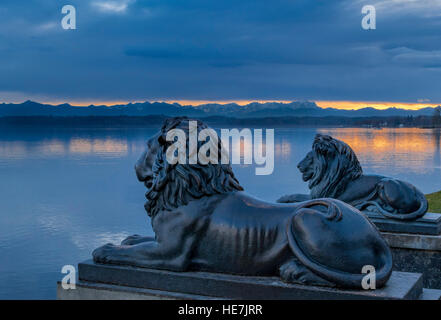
0 100 439 118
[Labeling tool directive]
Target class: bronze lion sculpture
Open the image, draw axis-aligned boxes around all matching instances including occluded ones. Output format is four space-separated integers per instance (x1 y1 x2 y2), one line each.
93 118 392 289
277 134 428 220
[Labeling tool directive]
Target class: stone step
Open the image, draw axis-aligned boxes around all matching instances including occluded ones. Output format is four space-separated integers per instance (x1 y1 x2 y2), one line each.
419 288 441 300
75 260 424 300
57 281 216 300
365 211 441 235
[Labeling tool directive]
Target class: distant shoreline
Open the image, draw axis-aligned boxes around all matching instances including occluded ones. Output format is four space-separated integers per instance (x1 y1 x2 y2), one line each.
0 115 440 129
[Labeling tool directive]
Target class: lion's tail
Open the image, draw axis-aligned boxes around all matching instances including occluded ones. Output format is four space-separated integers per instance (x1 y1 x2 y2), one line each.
286 199 393 289
360 190 428 221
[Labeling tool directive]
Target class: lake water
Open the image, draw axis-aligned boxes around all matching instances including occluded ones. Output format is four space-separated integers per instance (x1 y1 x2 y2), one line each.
0 126 440 299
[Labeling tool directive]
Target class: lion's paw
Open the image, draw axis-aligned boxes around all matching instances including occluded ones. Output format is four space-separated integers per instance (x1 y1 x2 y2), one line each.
121 234 154 245
92 243 120 264
121 234 142 245
279 259 334 287
277 195 292 203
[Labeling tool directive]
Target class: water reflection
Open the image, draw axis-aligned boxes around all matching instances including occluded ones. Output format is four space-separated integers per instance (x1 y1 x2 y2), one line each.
0 130 294 163
0 141 27 159
0 126 439 177
69 138 128 156
433 129 441 169
275 140 292 161
317 128 441 174
0 138 130 158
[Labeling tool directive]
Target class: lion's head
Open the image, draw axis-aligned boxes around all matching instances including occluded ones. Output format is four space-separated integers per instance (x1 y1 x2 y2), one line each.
298 134 362 199
135 117 243 218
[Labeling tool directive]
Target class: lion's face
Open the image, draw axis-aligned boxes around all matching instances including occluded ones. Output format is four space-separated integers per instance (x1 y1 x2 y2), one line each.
137 117 243 218
297 151 315 182
298 134 363 199
135 131 161 190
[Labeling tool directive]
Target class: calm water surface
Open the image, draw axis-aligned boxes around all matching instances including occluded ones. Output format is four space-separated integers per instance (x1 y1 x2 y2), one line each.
0 126 440 299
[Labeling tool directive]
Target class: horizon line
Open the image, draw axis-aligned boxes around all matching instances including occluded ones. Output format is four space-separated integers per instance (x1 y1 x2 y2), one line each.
3 99 441 111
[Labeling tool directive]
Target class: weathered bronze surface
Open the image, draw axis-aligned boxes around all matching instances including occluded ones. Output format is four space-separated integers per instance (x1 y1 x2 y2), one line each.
93 118 392 289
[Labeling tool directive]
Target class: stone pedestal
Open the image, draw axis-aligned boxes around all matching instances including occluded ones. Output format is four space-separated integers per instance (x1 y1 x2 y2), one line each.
381 232 441 289
56 260 440 300
365 211 441 235
363 211 441 289
57 281 210 300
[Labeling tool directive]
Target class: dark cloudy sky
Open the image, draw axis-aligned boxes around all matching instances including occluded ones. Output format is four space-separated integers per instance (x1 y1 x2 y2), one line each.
1 0 441 105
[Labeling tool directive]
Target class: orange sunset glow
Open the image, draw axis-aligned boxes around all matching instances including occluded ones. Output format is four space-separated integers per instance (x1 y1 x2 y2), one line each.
316 128 441 173
316 101 441 111
318 128 431 155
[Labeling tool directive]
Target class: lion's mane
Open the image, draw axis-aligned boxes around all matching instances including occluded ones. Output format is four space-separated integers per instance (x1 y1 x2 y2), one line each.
309 134 362 199
145 117 244 217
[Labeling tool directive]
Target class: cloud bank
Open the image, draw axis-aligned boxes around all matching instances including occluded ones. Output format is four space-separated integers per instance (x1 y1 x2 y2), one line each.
0 0 441 103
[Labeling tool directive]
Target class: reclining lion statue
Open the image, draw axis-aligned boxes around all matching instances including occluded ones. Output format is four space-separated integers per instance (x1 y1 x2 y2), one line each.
278 134 428 221
93 118 392 289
